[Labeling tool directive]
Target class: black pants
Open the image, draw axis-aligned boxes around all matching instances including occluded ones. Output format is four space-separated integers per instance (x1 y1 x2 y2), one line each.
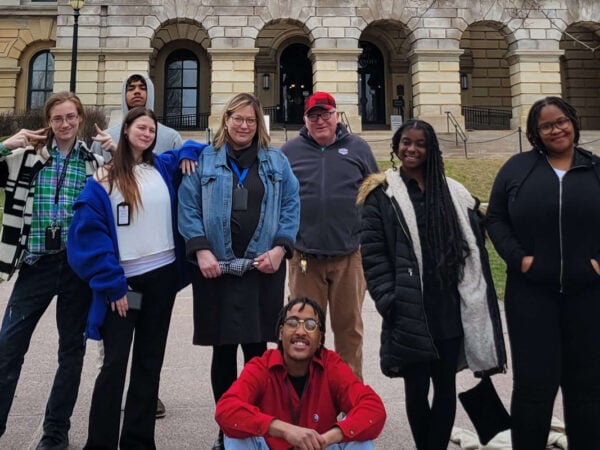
505 274 600 450
403 337 461 450
84 263 177 450
211 342 266 404
0 252 90 441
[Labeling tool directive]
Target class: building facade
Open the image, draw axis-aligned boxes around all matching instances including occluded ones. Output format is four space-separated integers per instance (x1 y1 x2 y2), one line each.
1 0 599 132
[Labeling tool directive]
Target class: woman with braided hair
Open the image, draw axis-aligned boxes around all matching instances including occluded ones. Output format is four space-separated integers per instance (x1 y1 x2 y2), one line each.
358 119 506 450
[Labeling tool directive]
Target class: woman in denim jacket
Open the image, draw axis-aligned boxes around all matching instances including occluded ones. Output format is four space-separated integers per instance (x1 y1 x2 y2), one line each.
178 93 300 450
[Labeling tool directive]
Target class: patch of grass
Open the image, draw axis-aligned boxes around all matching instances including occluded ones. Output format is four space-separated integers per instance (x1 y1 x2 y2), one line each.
377 158 508 299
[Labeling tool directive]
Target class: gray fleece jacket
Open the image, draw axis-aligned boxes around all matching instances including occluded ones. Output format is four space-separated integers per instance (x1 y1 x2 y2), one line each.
90 73 183 161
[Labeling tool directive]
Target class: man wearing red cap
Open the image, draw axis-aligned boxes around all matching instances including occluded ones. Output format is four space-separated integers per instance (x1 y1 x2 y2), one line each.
282 92 378 380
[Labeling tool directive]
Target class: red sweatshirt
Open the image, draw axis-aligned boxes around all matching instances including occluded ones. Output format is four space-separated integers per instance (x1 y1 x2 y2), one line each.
215 348 386 450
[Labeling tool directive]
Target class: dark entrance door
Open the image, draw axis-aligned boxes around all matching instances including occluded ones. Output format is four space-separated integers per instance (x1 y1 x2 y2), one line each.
358 41 385 125
280 43 312 124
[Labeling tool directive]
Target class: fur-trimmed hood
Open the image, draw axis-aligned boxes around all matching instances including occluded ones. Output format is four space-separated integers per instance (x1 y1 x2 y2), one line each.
357 172 387 205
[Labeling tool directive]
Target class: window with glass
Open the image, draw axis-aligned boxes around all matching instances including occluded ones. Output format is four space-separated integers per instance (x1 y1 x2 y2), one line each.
165 49 199 128
28 50 54 110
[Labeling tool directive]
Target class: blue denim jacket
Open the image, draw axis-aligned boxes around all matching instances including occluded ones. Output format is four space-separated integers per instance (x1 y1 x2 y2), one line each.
178 143 300 260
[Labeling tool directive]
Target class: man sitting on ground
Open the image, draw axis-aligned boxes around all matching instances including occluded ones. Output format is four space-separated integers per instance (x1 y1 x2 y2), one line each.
215 297 386 450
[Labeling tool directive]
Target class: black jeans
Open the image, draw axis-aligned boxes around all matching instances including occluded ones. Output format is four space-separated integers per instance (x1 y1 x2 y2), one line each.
505 274 600 450
403 337 461 450
84 262 177 450
0 252 90 440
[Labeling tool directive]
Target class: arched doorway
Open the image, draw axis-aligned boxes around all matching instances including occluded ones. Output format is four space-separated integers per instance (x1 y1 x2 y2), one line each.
280 43 312 124
358 41 385 125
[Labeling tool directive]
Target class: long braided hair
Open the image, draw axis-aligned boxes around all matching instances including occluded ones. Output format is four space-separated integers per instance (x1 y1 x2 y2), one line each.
391 119 470 287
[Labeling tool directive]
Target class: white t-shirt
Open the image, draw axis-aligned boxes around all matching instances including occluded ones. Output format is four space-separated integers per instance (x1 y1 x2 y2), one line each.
109 164 175 277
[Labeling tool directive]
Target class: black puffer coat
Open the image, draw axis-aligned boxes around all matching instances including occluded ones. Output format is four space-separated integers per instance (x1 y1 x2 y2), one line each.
358 171 506 378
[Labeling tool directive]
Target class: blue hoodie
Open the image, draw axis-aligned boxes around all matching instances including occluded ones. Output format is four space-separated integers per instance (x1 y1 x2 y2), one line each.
67 141 206 339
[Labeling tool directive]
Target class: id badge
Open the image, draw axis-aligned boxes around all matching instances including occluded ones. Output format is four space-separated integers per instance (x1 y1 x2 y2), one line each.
232 187 248 211
45 225 62 250
117 202 130 226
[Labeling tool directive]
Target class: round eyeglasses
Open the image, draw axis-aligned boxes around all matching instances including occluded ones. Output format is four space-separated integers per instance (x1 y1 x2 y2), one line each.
283 317 319 333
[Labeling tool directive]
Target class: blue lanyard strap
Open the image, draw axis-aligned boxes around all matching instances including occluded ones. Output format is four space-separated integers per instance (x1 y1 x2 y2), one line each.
229 159 249 187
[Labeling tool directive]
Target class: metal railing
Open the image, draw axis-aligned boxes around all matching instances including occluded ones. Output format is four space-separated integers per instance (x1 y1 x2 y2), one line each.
445 111 468 158
462 106 512 130
158 112 210 131
339 111 352 134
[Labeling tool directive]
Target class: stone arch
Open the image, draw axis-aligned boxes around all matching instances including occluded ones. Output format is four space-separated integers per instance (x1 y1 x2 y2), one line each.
460 20 513 129
359 20 412 127
255 19 313 121
150 19 210 118
560 21 600 129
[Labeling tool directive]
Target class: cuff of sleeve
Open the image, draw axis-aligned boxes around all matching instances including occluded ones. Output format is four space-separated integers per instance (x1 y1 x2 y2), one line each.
0 141 9 156
185 236 213 263
273 237 294 259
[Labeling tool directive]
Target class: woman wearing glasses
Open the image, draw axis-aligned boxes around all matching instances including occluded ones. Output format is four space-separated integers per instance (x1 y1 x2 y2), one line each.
487 96 600 449
178 93 300 450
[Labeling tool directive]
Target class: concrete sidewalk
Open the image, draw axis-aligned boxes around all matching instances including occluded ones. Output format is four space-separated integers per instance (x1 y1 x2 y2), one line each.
0 274 564 449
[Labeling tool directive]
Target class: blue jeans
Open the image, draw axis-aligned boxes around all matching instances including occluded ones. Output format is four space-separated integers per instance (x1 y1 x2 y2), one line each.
224 436 374 450
0 252 91 440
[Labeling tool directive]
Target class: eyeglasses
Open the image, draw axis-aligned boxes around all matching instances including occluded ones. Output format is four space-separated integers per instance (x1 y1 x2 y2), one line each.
283 317 319 333
538 117 571 135
230 115 257 126
50 113 79 126
306 111 336 123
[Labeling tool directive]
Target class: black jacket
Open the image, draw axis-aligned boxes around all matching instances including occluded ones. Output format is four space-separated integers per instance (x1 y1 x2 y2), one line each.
487 147 600 292
359 171 506 378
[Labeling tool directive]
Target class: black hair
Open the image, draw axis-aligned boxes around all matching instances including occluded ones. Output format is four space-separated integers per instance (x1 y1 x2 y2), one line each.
276 297 326 352
391 119 470 287
127 74 147 88
526 96 580 151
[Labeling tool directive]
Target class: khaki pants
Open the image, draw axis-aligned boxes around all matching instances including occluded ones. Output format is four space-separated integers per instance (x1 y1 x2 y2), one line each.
288 249 366 380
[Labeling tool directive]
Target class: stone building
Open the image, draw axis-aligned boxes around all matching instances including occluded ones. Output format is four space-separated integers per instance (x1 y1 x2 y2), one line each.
1 0 599 133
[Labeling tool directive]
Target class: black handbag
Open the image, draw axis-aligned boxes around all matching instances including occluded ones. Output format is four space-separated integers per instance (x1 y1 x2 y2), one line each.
458 376 511 445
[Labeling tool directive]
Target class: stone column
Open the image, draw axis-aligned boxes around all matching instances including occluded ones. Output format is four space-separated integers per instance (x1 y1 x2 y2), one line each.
408 49 464 132
0 67 19 112
309 48 362 133
207 48 259 130
506 49 564 128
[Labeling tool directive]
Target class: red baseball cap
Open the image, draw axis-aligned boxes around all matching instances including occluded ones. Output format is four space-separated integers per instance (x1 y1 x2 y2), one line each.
304 92 336 115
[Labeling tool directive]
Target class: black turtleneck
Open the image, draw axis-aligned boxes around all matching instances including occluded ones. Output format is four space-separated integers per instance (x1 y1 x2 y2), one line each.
226 140 265 257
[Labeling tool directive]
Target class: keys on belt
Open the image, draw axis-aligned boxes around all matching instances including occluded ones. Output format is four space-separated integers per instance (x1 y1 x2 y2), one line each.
300 256 307 274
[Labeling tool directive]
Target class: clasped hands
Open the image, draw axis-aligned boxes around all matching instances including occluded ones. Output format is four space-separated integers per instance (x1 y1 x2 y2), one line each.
196 246 285 279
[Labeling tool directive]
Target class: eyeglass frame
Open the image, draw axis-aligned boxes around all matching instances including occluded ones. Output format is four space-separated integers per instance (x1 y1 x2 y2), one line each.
49 113 80 126
229 115 257 127
282 317 320 333
305 110 336 123
537 116 571 135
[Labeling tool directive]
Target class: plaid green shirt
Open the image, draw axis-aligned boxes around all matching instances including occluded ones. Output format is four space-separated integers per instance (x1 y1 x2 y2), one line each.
27 142 88 257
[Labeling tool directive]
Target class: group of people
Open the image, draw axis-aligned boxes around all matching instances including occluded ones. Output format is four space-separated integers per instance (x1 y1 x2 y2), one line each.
0 72 597 450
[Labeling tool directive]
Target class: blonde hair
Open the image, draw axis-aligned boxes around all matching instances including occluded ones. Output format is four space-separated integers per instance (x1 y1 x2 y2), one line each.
212 93 270 150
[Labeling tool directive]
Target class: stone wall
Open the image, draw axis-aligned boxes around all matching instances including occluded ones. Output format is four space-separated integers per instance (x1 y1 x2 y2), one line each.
1 0 600 130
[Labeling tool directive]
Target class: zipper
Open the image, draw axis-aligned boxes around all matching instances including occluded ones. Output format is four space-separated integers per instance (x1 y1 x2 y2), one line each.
549 157 586 293
558 176 564 293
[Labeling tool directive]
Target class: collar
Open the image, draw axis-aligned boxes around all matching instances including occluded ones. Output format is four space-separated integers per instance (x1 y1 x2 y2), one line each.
266 348 326 375
50 139 81 159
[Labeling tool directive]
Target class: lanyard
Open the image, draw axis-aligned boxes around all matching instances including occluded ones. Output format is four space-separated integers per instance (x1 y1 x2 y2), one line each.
52 145 75 220
229 159 249 187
